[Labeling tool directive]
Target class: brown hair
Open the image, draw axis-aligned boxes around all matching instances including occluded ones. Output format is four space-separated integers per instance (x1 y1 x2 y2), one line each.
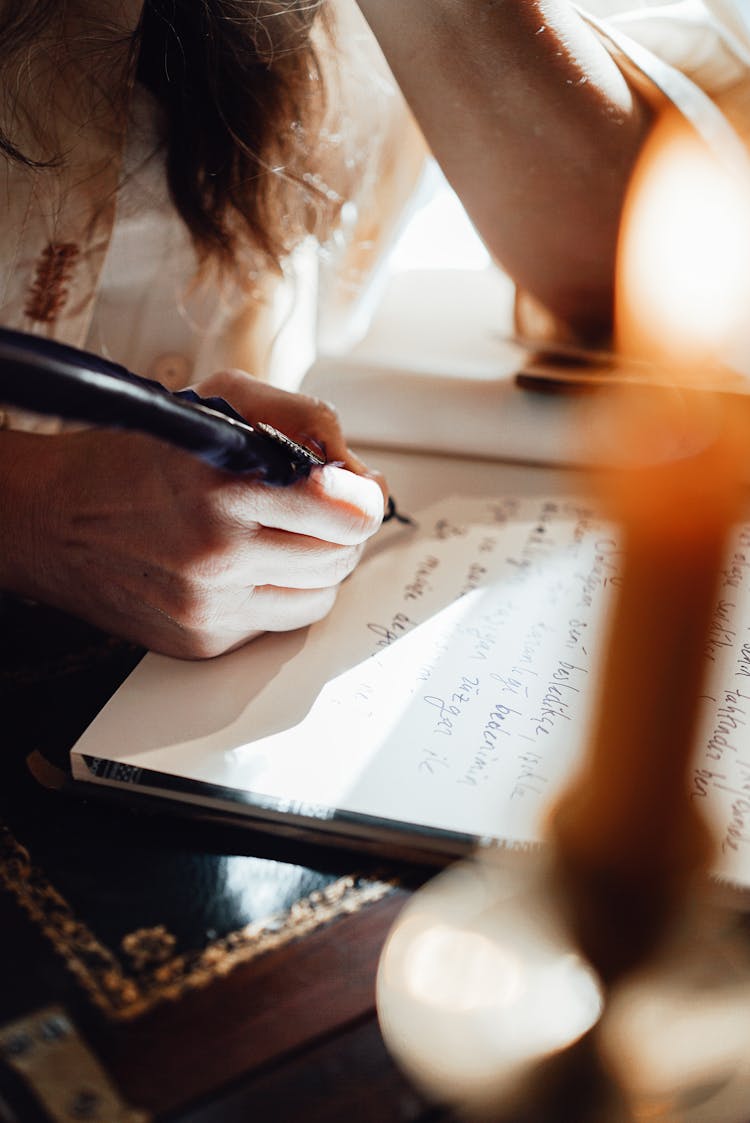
0 1 339 275
136 0 339 275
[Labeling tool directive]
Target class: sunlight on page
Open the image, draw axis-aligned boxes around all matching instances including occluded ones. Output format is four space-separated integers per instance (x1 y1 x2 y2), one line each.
72 491 750 884
221 518 611 842
75 495 616 845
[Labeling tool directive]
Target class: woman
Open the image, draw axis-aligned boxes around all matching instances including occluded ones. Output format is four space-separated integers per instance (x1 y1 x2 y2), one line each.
0 0 746 658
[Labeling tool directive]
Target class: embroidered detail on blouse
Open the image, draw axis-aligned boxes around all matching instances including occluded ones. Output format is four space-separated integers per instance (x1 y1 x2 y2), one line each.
24 242 80 324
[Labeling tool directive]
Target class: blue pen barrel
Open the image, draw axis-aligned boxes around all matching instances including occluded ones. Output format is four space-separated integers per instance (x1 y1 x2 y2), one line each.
0 327 322 485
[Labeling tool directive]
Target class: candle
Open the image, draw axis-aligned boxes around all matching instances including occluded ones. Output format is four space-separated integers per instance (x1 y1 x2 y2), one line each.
550 111 750 982
375 111 750 1119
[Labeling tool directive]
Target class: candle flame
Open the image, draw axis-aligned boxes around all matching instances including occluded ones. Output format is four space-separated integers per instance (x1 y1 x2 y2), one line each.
616 111 750 380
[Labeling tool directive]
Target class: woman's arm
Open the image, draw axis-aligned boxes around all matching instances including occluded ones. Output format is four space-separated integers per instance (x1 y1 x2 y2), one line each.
353 0 653 338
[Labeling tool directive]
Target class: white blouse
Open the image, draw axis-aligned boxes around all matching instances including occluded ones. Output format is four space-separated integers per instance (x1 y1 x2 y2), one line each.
1 0 749 433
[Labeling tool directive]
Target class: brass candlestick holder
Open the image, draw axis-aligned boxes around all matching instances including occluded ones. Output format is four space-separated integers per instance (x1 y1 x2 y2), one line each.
377 848 750 1122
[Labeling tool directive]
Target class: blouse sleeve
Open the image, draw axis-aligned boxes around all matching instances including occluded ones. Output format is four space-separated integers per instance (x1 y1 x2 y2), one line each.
312 0 429 354
515 0 750 346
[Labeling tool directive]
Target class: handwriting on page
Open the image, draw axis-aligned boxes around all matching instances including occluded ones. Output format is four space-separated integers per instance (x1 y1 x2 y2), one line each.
209 496 622 849
693 524 750 884
113 490 750 884
315 495 623 845
225 495 750 870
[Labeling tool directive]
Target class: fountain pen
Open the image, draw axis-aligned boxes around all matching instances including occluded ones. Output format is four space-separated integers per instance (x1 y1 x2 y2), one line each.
0 327 324 485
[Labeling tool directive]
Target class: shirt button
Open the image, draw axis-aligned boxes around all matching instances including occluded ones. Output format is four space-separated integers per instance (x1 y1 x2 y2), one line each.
147 352 192 390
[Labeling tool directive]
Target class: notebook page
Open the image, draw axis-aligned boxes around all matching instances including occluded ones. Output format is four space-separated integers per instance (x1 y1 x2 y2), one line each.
71 477 750 885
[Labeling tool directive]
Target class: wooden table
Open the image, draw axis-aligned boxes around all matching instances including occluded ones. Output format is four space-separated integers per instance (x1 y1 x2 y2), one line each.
5 596 747 1123
0 595 441 1122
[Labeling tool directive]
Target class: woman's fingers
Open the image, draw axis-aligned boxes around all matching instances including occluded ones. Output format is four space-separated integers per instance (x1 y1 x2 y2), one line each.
224 463 385 544
241 528 365 589
192 369 390 506
233 583 340 635
183 584 341 658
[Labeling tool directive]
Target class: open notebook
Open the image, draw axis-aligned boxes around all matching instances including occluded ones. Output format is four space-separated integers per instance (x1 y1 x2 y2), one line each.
69 358 750 886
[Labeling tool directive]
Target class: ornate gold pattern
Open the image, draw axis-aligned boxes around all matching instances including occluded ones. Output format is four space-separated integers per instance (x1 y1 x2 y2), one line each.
0 823 394 1021
121 926 177 973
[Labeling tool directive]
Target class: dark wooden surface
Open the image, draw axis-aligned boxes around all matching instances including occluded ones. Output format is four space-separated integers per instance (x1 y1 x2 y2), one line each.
95 893 416 1117
0 596 441 1122
0 879 427 1121
6 599 749 1123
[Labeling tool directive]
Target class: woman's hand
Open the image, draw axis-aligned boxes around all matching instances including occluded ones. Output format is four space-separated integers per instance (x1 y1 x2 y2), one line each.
0 370 386 658
193 368 383 485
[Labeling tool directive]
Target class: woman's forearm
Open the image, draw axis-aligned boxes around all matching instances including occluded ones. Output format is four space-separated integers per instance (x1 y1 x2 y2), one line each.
354 0 653 337
0 431 56 599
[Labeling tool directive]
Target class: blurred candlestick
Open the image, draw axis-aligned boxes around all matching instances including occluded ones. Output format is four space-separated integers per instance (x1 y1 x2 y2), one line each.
550 111 750 982
376 111 750 1122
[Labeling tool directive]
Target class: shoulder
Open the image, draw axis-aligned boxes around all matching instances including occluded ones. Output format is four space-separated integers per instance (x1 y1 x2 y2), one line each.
583 0 749 93
580 0 750 154
312 0 428 339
